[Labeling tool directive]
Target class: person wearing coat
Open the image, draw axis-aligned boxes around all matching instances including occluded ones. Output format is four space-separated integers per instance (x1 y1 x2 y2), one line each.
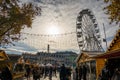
111 68 120 80
1 67 12 80
60 64 67 80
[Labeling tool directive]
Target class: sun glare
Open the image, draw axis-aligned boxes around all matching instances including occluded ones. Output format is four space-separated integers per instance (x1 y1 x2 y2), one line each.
47 25 59 35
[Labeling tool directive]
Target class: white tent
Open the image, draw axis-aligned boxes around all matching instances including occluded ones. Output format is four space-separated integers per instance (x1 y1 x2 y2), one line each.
40 63 45 66
46 63 52 66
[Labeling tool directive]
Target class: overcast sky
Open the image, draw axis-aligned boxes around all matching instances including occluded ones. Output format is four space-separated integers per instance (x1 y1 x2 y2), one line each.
2 0 119 54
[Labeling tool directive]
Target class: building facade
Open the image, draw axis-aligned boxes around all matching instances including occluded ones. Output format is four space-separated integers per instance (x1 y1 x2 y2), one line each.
22 51 78 67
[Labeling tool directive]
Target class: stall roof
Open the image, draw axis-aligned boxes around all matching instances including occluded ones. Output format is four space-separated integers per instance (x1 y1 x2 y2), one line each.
75 50 104 62
93 49 120 59
107 29 120 52
0 50 9 60
93 29 120 59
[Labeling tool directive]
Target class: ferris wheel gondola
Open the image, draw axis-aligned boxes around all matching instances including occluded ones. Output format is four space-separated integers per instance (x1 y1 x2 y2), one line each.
76 9 104 51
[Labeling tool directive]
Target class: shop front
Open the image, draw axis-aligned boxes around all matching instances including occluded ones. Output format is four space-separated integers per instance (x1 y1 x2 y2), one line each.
76 51 104 80
94 29 120 80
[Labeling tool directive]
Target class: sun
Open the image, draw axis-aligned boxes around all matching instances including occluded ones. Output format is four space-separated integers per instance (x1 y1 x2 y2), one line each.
47 25 59 35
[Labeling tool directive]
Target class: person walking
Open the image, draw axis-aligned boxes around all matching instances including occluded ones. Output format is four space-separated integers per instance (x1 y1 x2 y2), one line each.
75 67 79 80
82 65 87 80
32 67 40 80
53 65 57 77
44 66 49 78
26 66 31 80
0 69 2 80
111 68 120 80
79 65 83 80
100 65 109 80
60 64 67 80
66 67 72 80
40 66 44 78
49 66 53 80
1 67 12 80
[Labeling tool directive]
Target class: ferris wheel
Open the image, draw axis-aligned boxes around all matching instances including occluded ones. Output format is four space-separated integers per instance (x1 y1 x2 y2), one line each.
76 9 103 51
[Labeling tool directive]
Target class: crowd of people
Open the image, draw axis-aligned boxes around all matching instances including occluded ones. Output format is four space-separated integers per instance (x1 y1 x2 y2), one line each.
25 63 72 80
0 63 120 80
0 63 72 80
25 65 57 80
98 65 120 80
75 63 120 80
75 65 87 80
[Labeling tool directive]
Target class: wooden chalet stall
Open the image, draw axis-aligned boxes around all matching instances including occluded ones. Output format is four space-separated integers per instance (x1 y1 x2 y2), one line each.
0 50 12 70
76 51 104 80
0 50 26 80
94 29 120 79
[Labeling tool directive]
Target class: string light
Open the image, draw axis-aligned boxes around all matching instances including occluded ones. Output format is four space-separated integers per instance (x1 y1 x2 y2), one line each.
20 31 79 52
21 32 77 37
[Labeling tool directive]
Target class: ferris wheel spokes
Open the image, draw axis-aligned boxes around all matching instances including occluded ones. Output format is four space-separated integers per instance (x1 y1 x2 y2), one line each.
76 9 104 51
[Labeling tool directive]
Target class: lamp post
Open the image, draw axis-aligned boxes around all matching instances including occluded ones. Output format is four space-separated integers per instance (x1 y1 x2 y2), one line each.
103 23 108 50
47 44 50 53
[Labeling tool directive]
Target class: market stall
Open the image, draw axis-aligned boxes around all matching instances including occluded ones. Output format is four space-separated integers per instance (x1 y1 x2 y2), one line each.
94 29 120 80
76 51 104 80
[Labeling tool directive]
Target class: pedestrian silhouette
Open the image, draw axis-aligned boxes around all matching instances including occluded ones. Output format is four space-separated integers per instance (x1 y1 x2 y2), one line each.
60 64 67 80
75 67 78 80
49 66 53 80
1 66 12 80
26 66 31 80
82 65 87 80
79 65 83 80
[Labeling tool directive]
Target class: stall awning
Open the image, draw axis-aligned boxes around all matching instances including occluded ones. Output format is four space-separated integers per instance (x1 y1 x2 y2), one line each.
0 50 9 60
93 49 120 59
76 51 104 63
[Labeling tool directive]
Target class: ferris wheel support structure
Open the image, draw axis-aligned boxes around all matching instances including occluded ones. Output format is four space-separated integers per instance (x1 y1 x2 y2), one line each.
76 9 104 52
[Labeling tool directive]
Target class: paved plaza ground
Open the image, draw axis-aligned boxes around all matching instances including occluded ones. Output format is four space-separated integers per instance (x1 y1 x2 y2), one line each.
24 72 74 80
24 73 60 80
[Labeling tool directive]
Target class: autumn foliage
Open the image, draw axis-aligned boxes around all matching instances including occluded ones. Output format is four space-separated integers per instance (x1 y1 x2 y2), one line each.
104 0 120 24
0 0 41 45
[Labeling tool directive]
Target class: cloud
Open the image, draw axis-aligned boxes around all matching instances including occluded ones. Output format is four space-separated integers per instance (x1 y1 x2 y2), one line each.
10 0 119 54
0 42 38 54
